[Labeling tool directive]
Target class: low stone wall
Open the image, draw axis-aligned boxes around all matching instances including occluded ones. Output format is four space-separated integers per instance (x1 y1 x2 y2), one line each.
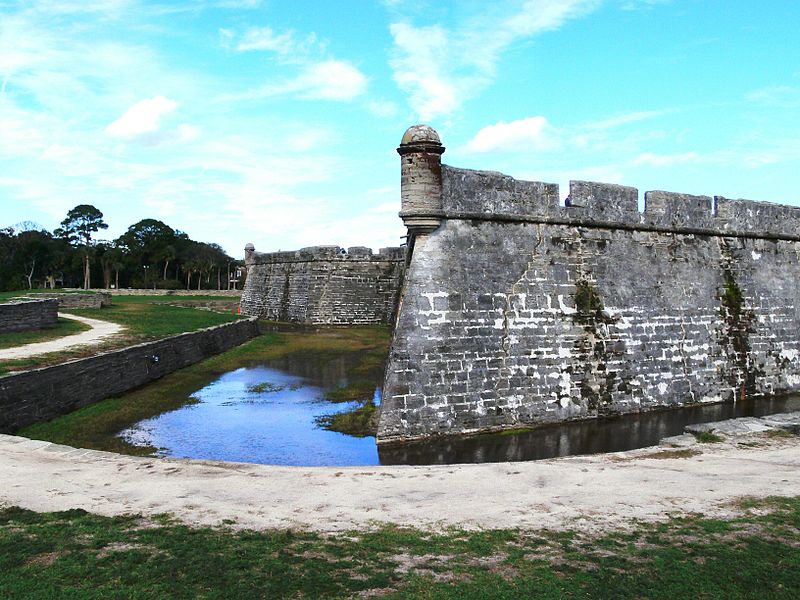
0 299 58 334
27 292 112 309
98 289 242 297
0 318 260 433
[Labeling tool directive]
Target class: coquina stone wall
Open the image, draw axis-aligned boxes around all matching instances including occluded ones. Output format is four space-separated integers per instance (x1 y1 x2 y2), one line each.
0 299 58 334
26 292 112 309
240 245 405 325
97 289 242 297
377 125 800 444
0 318 260 433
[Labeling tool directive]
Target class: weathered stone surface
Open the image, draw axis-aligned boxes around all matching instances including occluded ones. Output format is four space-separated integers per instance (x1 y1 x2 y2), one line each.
240 245 405 325
686 417 775 436
0 299 58 333
25 292 112 309
0 318 260 433
378 159 800 444
685 412 800 436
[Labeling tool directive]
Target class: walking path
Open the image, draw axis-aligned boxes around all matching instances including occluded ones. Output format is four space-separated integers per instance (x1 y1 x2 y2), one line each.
1 416 798 533
0 313 125 360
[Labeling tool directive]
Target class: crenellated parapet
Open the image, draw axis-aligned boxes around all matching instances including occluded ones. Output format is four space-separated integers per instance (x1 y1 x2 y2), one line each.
438 165 800 240
240 244 405 325
247 245 406 265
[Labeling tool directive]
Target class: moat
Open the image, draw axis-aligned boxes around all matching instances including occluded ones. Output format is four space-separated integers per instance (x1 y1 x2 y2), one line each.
120 347 800 466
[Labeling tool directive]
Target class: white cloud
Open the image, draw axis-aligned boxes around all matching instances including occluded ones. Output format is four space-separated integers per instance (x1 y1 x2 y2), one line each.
105 96 178 139
584 110 668 130
746 85 800 108
235 26 296 53
298 60 367 100
620 0 671 10
388 0 600 120
228 25 322 59
367 99 399 118
286 128 328 152
219 60 367 102
633 151 699 166
465 116 558 153
389 22 459 121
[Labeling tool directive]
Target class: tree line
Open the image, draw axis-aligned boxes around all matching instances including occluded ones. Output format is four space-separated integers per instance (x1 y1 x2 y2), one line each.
0 205 243 292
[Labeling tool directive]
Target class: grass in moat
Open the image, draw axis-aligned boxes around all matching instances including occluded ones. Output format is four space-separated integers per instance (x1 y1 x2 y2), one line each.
0 496 798 599
0 295 240 375
20 327 390 454
0 318 91 350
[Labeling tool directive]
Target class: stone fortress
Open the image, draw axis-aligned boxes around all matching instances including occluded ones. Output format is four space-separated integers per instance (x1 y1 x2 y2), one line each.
242 125 800 444
240 245 405 325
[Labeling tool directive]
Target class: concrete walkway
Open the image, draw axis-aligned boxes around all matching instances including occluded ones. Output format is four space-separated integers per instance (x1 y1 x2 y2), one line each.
0 313 125 360
0 425 797 533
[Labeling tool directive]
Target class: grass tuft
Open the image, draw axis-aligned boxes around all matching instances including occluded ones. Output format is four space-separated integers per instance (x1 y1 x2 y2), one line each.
693 431 725 443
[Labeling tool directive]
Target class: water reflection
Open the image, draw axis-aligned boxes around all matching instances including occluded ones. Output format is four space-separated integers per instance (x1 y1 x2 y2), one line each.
378 395 800 465
120 353 381 466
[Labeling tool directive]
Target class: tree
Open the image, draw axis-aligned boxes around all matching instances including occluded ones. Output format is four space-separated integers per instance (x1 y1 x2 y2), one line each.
54 205 108 289
117 219 178 284
15 230 56 289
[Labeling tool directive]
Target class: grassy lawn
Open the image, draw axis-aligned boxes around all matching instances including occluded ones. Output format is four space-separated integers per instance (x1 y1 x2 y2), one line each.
0 496 797 599
0 295 241 375
20 327 390 454
0 318 91 350
63 295 240 339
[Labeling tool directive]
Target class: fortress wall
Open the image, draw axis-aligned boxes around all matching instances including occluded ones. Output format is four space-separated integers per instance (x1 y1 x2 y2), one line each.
0 299 59 334
240 245 405 325
378 161 800 443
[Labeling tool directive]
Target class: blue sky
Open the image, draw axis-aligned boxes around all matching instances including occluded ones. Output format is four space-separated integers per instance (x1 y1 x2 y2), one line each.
1 0 799 257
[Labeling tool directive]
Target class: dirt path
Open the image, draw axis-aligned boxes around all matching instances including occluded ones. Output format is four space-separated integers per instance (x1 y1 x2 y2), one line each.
1 431 797 533
0 314 125 360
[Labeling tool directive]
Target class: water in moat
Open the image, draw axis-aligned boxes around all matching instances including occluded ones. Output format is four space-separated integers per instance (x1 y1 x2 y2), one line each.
122 350 800 466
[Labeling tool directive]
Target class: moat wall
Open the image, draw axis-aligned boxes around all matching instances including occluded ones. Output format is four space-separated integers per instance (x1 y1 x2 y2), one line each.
0 299 58 334
240 245 405 325
0 318 260 434
25 292 112 309
377 127 800 443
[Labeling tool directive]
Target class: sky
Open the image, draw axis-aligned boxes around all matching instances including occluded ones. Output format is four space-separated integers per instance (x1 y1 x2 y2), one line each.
1 0 799 258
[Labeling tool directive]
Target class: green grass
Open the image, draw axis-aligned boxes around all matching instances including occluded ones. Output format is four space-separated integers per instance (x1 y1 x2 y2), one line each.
694 431 725 443
0 318 91 350
316 401 379 437
64 295 239 340
0 291 25 302
1 496 798 599
20 327 390 453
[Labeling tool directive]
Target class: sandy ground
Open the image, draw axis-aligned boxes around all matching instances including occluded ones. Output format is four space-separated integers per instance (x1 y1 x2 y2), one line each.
0 313 124 360
1 431 798 533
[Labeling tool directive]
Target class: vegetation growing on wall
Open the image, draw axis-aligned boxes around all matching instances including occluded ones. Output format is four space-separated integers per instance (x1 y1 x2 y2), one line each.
571 278 624 412
717 241 761 399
